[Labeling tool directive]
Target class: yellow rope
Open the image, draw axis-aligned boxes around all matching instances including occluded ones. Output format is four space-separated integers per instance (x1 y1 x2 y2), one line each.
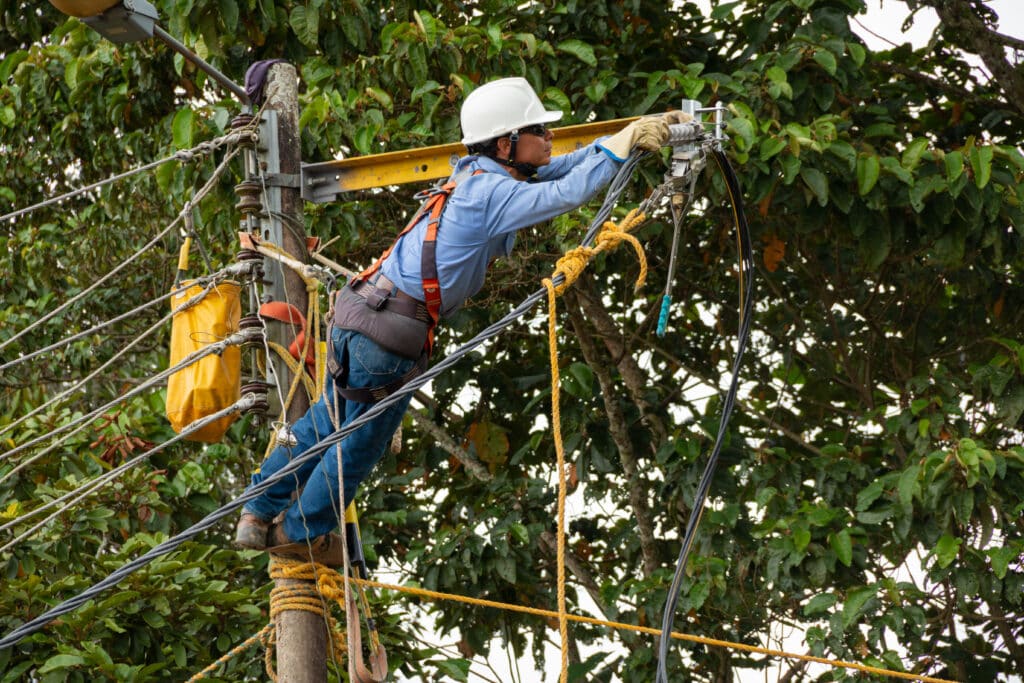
184 624 273 682
549 208 648 296
542 278 571 682
267 556 349 680
346 576 957 683
540 208 651 681
267 341 317 400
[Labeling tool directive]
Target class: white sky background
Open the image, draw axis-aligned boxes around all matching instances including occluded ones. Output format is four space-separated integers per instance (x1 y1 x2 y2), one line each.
401 2 1024 681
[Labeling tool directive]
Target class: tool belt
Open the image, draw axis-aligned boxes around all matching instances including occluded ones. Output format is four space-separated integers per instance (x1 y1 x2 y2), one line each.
330 275 432 403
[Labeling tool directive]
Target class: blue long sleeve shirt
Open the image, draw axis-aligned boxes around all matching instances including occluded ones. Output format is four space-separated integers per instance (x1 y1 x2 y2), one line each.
380 142 620 316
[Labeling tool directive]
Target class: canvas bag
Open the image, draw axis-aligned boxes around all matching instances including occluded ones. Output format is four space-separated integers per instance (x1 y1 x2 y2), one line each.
166 280 242 442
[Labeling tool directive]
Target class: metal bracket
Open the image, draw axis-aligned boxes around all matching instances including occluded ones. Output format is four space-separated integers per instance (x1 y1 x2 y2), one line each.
261 173 301 189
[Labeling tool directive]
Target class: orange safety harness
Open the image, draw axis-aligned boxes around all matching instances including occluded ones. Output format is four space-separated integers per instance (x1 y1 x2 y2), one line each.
330 170 484 403
353 170 485 353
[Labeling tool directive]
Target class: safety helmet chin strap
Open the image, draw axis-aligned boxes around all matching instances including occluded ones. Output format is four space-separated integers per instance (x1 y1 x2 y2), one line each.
502 131 539 178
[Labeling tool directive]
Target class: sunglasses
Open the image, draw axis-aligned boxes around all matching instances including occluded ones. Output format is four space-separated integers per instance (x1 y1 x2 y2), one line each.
516 124 549 137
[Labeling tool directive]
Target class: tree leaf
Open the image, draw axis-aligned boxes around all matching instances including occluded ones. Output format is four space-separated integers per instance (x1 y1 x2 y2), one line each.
988 546 1016 579
494 555 516 584
800 166 829 206
970 144 993 188
803 592 837 616
841 585 877 629
556 39 596 67
857 153 880 195
289 5 319 49
793 527 811 552
932 534 961 569
171 108 194 149
897 464 919 506
944 150 964 182
760 136 788 161
901 138 929 170
813 49 837 75
38 654 86 673
830 529 853 567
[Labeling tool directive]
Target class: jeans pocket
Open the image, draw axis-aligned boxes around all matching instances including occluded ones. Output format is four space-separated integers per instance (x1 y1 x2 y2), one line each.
350 333 413 379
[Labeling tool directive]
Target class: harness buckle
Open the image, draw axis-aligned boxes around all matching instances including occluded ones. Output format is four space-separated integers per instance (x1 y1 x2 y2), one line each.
363 287 389 311
412 187 444 201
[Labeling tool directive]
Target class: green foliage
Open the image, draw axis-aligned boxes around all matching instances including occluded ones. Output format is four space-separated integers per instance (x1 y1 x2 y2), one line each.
2 0 1023 681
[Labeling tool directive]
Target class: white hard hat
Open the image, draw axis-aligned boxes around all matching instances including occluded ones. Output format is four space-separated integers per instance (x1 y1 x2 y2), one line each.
460 77 563 146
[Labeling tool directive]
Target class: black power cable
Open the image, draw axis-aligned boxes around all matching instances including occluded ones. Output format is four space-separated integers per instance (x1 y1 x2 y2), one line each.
0 151 647 651
655 149 755 682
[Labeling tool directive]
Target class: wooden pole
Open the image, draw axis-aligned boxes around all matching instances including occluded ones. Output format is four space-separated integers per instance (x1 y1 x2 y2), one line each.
262 62 326 683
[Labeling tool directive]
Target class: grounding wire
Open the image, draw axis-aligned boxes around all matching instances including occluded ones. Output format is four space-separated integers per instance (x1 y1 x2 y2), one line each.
0 394 260 556
654 149 755 682
0 146 652 651
0 282 235 472
0 148 242 354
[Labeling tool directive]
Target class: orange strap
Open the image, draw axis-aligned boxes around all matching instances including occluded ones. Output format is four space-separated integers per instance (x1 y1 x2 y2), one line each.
259 301 316 369
355 170 485 354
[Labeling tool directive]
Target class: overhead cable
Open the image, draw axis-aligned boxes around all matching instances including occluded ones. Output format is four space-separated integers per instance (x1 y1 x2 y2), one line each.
0 128 256 226
0 149 242 354
0 266 251 440
0 275 220 374
0 313 260 488
655 149 755 682
0 393 261 555
0 149 648 651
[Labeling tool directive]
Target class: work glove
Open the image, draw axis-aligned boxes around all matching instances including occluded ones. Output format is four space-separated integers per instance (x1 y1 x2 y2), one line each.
598 111 693 161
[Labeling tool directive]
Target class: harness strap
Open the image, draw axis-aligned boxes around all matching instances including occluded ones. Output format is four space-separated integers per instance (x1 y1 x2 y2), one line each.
326 332 429 404
331 169 484 402
258 301 316 369
354 169 485 355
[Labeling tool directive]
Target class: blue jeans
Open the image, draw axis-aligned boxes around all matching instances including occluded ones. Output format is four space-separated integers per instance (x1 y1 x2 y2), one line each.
243 327 415 541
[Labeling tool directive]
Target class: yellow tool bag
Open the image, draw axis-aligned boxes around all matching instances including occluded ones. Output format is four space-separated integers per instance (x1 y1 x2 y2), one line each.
166 280 243 442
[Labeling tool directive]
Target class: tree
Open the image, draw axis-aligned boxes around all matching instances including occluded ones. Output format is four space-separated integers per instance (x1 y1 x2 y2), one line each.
1 0 1022 680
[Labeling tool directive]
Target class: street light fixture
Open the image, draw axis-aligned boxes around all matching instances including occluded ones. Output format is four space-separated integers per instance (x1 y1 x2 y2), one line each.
48 0 249 104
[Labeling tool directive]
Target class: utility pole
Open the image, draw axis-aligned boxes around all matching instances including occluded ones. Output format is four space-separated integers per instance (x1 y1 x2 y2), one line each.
48 5 330 678
260 63 326 683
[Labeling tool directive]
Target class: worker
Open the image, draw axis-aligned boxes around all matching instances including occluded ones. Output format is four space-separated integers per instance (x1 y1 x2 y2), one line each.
235 77 688 560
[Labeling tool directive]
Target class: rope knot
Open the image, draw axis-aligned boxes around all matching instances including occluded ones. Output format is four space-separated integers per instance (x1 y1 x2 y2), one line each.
546 209 648 297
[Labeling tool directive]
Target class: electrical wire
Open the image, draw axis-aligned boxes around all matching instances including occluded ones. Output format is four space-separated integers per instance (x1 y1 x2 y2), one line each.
0 149 242 355
0 270 243 439
0 394 260 556
0 328 260 505
0 128 255 226
654 149 755 682
0 275 221 375
0 282 239 473
0 149 649 651
0 298 180 440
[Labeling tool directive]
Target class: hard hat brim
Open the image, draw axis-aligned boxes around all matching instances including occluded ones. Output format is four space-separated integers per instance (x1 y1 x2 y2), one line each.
461 108 563 146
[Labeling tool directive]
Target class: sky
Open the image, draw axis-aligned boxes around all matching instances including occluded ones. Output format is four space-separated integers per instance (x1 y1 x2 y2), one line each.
466 2 1024 682
857 0 1024 49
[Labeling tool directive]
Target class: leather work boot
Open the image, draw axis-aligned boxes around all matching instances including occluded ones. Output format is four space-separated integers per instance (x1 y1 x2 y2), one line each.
234 512 271 550
266 523 346 567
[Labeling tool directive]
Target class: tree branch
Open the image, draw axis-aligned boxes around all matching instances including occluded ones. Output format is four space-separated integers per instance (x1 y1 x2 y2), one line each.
572 274 667 445
565 290 661 579
407 396 493 482
927 0 1024 117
